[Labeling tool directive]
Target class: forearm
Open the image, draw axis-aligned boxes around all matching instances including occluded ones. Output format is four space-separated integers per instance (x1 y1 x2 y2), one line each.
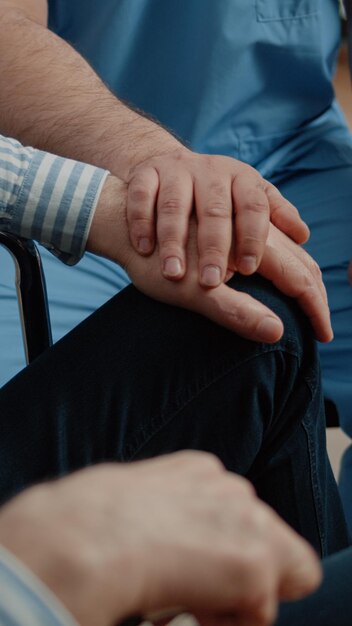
0 8 181 180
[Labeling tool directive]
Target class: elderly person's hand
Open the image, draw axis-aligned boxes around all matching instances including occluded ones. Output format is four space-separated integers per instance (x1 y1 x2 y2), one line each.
89 176 332 343
0 452 321 626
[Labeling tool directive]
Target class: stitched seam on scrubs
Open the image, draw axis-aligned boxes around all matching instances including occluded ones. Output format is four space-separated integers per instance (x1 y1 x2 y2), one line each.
256 0 319 22
256 12 319 22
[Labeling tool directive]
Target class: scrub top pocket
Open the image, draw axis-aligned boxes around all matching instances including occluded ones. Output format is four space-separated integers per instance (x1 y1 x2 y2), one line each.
256 0 319 22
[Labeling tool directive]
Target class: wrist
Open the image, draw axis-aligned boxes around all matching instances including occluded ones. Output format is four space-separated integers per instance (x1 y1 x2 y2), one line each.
0 482 136 626
86 175 131 269
121 125 183 180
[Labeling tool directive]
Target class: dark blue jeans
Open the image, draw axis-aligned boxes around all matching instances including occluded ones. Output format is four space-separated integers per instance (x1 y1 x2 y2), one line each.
277 546 352 626
0 274 349 556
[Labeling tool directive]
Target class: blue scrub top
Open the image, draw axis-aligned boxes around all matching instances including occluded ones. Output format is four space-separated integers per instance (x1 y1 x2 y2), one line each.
48 0 351 179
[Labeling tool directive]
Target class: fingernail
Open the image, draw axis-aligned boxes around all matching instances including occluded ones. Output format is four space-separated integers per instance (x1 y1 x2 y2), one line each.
163 257 182 277
201 265 221 287
239 255 257 275
257 317 283 342
138 237 151 253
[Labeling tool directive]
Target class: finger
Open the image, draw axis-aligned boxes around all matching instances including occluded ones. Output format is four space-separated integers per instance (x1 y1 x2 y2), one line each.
195 282 284 343
127 167 160 255
265 184 310 245
194 177 233 288
191 541 279 626
276 232 328 306
232 176 270 275
267 513 322 602
278 548 322 602
259 240 333 342
238 502 322 606
225 551 279 626
157 170 193 281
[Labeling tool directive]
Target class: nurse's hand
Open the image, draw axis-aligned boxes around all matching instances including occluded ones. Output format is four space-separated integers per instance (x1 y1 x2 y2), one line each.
126 146 309 287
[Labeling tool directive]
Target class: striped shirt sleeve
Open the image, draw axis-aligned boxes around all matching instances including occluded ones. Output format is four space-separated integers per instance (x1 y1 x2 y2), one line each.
0 547 78 626
0 135 108 265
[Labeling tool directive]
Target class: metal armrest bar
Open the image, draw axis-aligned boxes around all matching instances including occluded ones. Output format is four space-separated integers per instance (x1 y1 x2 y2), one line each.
0 232 52 364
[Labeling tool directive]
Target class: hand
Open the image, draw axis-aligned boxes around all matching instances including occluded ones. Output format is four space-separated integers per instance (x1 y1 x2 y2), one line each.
89 177 332 344
126 222 331 343
126 147 309 286
0 452 321 626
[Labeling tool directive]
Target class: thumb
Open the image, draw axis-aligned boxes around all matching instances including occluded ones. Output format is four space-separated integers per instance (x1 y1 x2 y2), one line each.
196 282 284 343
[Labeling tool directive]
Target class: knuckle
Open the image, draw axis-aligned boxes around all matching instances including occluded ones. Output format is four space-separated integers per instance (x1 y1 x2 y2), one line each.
301 270 316 292
201 242 226 257
200 454 225 474
286 200 300 215
240 477 256 497
208 179 229 198
254 178 267 192
199 153 230 175
265 182 281 198
129 185 153 205
232 475 256 497
226 302 252 329
203 204 230 219
159 241 181 254
128 205 151 222
160 197 184 214
168 147 188 163
159 238 183 255
266 186 287 209
310 259 322 279
240 234 263 249
268 203 283 219
245 196 268 214
200 153 216 170
180 451 224 476
236 161 257 176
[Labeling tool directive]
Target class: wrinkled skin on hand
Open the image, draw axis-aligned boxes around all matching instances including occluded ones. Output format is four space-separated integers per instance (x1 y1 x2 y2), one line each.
89 176 332 344
126 147 309 287
124 219 332 344
0 452 321 626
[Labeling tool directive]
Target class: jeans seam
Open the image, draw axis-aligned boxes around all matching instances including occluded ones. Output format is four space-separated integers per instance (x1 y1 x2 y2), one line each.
302 392 326 556
127 343 304 461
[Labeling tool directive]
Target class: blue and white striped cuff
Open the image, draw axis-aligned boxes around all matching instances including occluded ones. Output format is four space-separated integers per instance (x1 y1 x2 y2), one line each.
0 135 108 265
0 547 78 626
